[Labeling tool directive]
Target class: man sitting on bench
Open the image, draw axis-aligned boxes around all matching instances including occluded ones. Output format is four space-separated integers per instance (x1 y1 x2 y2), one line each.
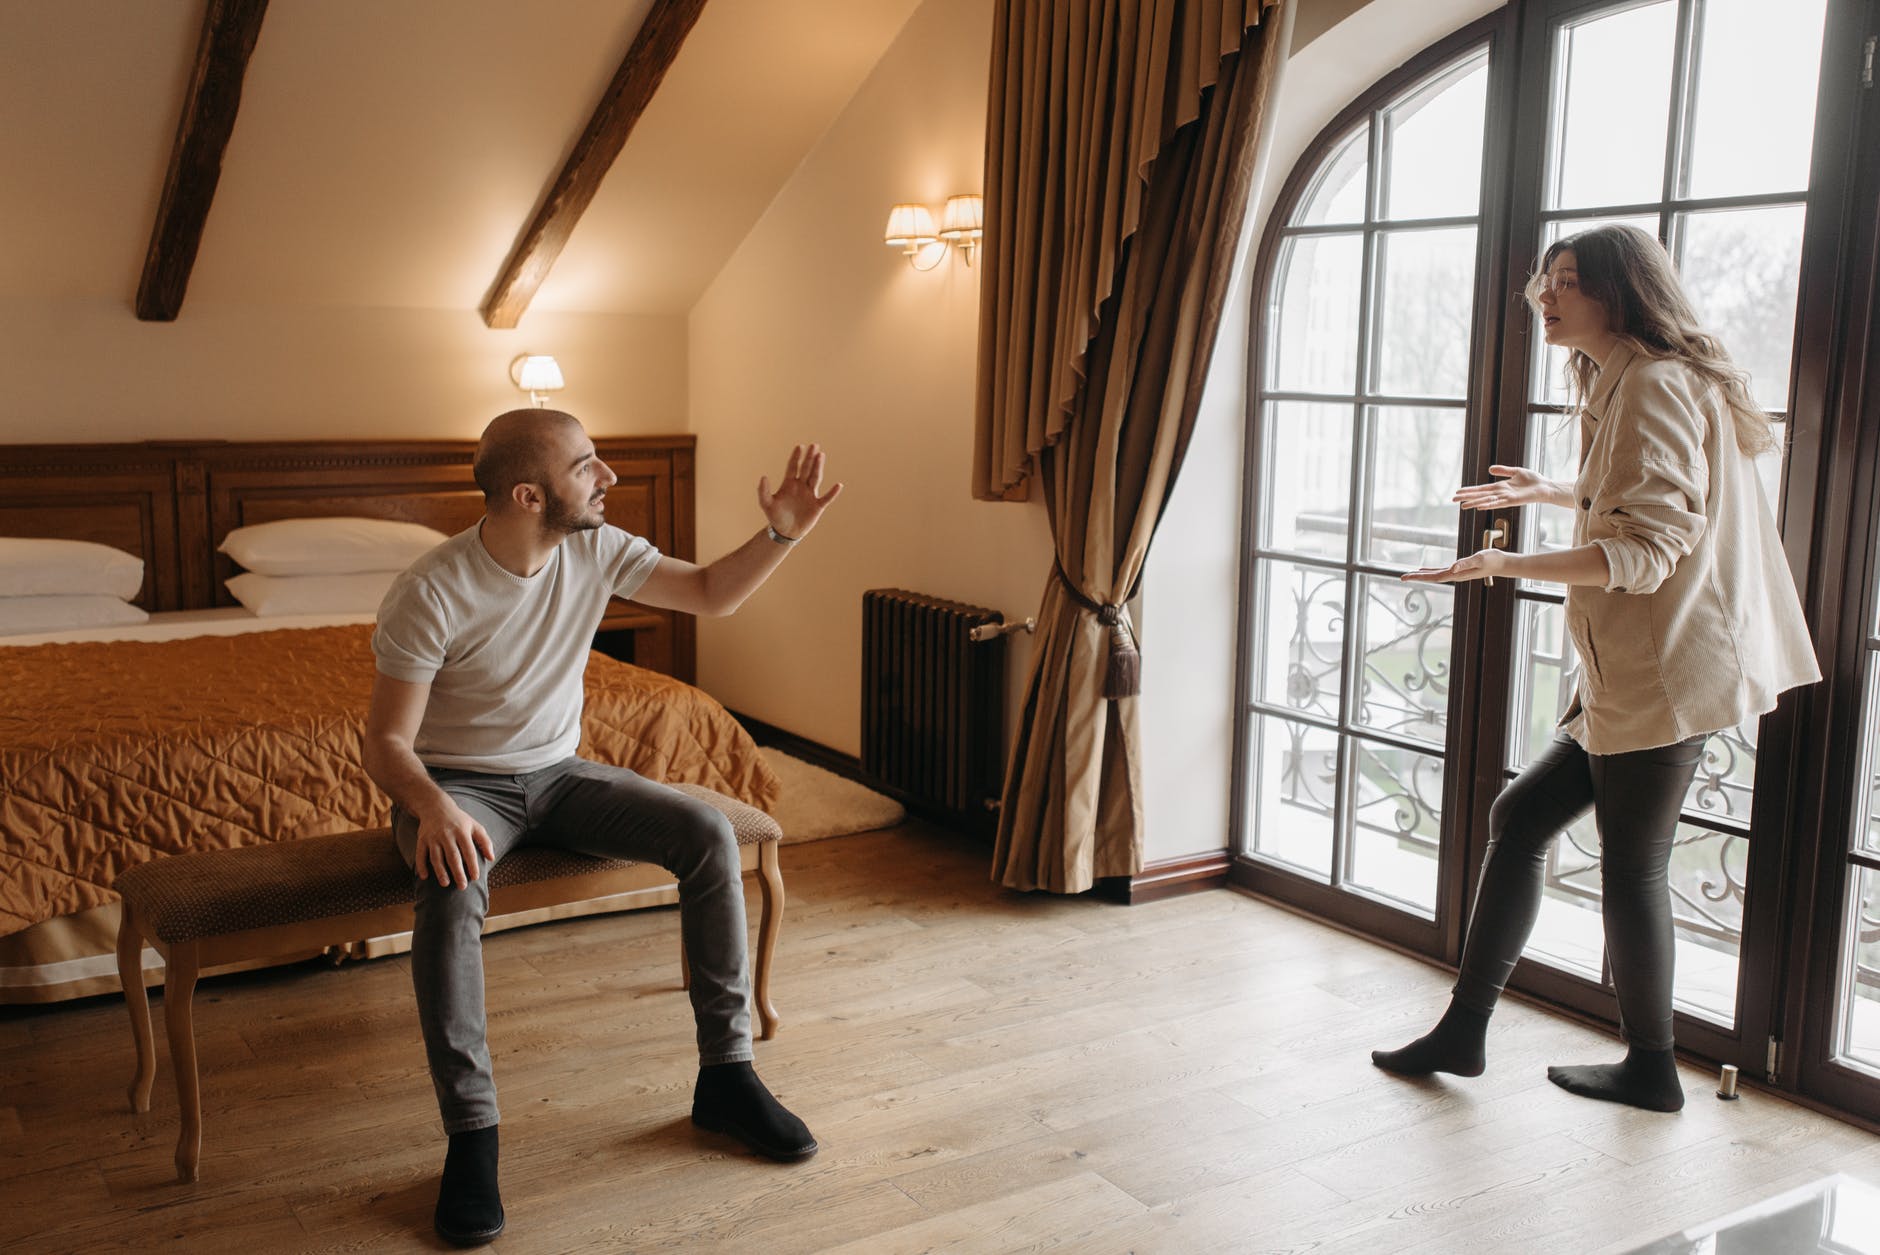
363 408 841 1247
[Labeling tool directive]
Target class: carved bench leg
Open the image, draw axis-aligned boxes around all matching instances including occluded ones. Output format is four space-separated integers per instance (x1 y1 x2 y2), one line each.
117 908 155 1114
755 842 783 1041
684 848 781 1036
161 941 203 1183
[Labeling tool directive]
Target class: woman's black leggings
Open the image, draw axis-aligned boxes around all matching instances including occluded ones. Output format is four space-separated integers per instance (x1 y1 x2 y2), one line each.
1451 730 1706 1051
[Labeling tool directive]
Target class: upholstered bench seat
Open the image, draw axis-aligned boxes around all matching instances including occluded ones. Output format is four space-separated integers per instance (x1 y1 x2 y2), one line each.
114 783 786 1182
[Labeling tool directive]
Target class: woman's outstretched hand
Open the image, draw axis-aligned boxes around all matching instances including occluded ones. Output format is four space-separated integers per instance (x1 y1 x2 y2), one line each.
1401 548 1511 584
1453 464 1560 511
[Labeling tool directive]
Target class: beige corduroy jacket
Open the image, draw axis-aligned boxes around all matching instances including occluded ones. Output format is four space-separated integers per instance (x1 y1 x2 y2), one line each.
1557 341 1820 754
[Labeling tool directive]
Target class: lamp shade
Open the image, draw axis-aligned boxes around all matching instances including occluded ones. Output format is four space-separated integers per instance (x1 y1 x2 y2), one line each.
939 193 983 240
883 203 938 249
513 355 564 394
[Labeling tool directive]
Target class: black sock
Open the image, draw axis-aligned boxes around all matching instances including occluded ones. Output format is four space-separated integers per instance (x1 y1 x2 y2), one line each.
1371 1000 1490 1077
435 1125 504 1246
1547 1045 1684 1112
693 1061 818 1161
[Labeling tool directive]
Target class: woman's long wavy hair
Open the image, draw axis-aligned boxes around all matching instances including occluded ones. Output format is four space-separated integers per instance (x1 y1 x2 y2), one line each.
1525 224 1778 456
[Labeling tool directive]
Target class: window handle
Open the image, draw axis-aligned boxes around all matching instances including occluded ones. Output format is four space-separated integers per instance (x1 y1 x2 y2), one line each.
1481 519 1509 586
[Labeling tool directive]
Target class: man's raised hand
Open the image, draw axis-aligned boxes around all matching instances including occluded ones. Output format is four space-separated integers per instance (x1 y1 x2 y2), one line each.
758 443 843 541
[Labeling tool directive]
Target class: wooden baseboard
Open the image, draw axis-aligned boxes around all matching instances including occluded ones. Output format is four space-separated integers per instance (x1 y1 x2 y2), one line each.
1100 851 1232 905
727 710 1000 839
727 714 1225 884
726 711 865 781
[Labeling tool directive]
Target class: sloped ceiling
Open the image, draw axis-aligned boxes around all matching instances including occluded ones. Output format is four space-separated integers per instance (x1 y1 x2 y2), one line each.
0 0 924 317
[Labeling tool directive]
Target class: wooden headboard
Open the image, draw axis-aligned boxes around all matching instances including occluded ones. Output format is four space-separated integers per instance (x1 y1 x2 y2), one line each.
0 436 697 675
0 444 187 612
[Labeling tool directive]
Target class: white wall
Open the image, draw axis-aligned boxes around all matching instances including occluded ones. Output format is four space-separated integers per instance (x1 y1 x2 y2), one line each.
1135 0 1497 864
0 303 687 443
1136 245 1262 865
688 0 1054 756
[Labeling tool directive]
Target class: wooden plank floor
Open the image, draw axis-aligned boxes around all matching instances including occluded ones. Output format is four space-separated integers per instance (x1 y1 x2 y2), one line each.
4 818 1878 1253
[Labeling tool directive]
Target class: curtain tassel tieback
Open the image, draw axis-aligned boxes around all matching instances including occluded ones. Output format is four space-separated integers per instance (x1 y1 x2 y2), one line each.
1054 565 1140 699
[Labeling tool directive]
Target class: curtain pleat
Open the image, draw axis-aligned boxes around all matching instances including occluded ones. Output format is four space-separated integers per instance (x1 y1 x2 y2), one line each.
974 0 1270 502
977 0 1288 893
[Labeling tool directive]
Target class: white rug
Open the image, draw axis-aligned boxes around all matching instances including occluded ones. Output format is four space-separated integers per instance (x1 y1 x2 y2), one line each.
760 747 906 844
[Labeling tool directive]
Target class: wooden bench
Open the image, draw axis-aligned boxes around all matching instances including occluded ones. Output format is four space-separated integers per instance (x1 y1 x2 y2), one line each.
113 783 785 1183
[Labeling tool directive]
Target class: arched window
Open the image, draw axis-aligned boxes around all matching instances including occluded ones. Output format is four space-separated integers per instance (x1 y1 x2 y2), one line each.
1242 45 1490 921
1234 0 1880 1120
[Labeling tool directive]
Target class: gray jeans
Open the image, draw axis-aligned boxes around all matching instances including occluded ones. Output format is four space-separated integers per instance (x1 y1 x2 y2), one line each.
392 757 754 1133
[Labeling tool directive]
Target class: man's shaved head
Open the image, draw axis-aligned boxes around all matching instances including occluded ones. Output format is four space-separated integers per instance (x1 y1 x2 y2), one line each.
473 409 583 506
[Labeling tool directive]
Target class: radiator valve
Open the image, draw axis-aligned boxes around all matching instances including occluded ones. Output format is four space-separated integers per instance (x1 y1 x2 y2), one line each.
969 617 1036 643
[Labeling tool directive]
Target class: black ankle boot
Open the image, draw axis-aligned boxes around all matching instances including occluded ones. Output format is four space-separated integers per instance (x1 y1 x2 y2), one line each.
692 1061 818 1162
435 1125 505 1246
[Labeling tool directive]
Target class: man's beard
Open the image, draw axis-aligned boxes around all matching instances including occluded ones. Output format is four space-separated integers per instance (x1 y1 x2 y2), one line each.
543 485 605 533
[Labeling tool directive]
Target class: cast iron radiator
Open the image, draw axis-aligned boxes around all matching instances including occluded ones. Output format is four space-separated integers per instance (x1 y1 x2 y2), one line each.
861 589 1007 833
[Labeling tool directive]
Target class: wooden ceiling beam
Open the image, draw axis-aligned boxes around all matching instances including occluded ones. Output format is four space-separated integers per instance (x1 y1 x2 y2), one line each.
136 0 270 322
481 0 708 329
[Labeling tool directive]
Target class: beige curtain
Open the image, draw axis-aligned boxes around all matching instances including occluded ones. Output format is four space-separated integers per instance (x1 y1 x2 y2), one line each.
976 0 1288 893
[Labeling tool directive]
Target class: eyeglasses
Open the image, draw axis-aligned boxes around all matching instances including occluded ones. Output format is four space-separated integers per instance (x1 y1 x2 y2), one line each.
1533 272 1582 297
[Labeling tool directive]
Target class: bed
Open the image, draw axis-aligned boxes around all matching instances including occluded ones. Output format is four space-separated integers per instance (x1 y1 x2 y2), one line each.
0 436 779 1004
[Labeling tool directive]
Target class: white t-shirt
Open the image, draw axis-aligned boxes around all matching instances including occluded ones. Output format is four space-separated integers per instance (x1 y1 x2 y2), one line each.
372 521 661 772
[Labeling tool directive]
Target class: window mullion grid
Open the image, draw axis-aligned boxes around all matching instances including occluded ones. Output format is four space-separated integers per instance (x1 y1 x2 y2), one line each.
1249 547 1438 591
1505 584 1562 777
1285 213 1479 238
1344 410 1386 893
1247 699 1340 734
1835 842 1880 1066
1662 0 1701 255
1673 0 1705 202
1245 391 1280 706
1841 640 1880 1059
1542 18 1572 216
1331 109 1391 894
1266 391 1469 410
1675 812 1751 842
1241 696 1454 763
1537 189 1808 225
1851 642 1880 867
1335 732 1358 891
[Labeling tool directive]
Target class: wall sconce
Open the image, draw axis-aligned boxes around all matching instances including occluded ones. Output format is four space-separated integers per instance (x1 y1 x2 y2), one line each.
937 194 983 265
508 354 564 407
884 203 943 271
884 194 982 271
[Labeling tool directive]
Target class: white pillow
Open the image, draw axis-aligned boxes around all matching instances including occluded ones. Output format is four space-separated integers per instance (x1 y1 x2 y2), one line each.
225 570 398 617
219 517 448 576
0 538 144 599
0 595 150 634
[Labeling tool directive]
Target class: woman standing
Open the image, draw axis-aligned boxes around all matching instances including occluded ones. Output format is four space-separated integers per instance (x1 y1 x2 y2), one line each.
1370 224 1819 1112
